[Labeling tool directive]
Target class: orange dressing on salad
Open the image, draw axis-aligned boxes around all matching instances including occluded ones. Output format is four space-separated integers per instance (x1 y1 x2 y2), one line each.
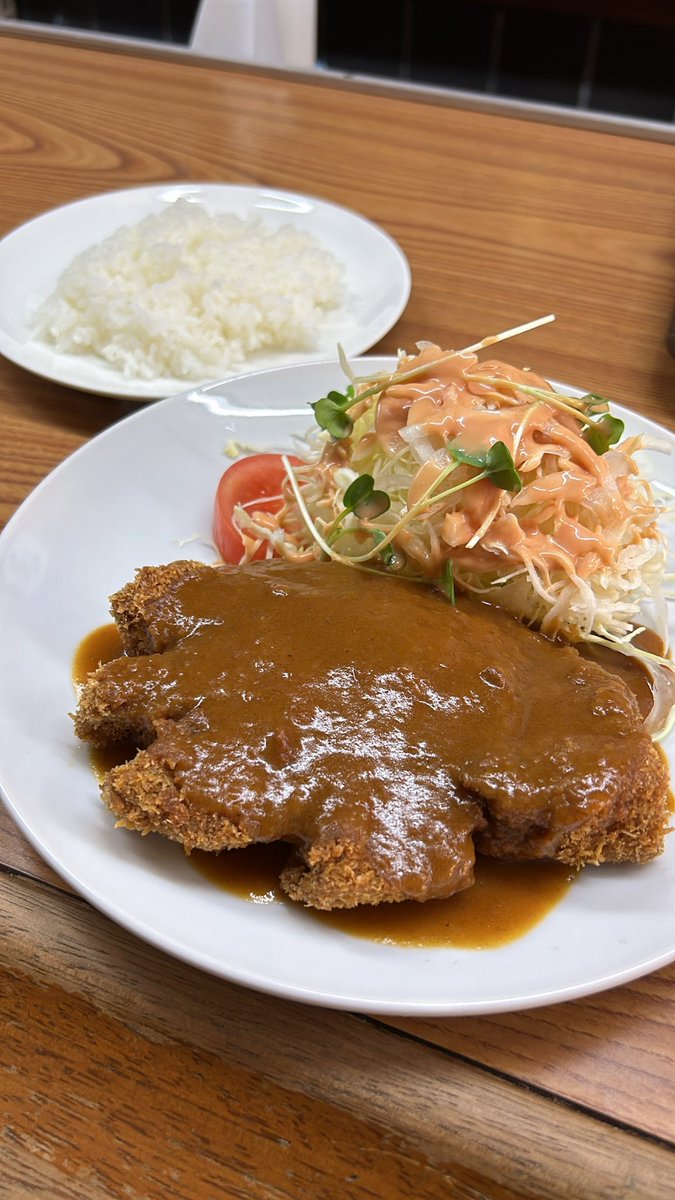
364 345 662 632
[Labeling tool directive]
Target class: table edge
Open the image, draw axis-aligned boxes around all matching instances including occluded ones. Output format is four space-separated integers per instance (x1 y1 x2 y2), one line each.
1 18 674 147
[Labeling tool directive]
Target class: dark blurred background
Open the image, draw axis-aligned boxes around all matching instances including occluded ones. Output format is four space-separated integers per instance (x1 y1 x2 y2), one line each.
5 0 675 124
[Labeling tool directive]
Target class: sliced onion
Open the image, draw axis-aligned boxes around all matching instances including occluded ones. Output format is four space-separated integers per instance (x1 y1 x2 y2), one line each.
644 659 675 738
399 424 437 464
587 633 675 739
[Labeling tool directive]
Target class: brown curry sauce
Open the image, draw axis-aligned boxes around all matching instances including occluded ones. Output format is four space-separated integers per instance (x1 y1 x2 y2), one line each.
74 620 577 949
73 590 661 949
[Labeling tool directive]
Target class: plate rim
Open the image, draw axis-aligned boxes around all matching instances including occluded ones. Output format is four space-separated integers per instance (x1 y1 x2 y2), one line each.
0 183 411 400
1 355 674 1016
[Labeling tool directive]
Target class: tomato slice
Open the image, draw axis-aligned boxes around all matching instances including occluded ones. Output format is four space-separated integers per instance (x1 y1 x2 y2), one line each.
213 453 301 564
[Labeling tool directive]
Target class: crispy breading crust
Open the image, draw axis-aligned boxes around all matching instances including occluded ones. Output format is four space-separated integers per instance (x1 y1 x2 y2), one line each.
103 746 250 852
475 735 668 866
112 559 208 655
74 560 671 909
556 743 668 866
103 756 476 908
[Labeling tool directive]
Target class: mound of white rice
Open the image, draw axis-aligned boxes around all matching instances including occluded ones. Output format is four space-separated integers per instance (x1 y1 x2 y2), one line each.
33 199 345 381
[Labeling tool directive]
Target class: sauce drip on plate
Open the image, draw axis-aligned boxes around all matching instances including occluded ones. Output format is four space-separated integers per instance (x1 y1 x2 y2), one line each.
190 843 573 949
73 621 573 947
73 608 657 949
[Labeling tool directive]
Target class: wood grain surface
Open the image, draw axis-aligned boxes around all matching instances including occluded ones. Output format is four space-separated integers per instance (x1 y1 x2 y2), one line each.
2 872 673 1200
1 27 674 1198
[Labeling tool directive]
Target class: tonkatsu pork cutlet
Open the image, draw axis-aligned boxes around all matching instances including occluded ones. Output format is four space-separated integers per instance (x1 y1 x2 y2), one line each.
73 560 669 910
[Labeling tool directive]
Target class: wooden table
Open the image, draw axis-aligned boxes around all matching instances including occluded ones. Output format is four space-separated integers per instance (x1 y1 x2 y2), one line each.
1 27 674 1199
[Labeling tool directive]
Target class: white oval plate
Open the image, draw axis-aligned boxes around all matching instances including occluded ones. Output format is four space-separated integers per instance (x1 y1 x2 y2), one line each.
1 358 674 1015
0 185 410 400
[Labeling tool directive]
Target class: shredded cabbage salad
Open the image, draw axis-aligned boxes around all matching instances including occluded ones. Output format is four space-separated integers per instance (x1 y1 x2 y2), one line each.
231 316 675 735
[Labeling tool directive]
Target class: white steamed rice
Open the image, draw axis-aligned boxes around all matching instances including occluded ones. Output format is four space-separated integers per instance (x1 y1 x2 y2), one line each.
33 199 345 381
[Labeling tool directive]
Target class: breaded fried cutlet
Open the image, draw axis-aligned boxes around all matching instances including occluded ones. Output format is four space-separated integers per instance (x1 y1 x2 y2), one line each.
73 560 669 909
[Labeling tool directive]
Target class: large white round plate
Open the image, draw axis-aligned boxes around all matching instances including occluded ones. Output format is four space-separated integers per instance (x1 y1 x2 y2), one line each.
1 358 674 1015
0 184 410 400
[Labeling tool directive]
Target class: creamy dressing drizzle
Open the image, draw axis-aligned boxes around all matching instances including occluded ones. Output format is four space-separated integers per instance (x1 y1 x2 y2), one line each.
369 345 657 631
